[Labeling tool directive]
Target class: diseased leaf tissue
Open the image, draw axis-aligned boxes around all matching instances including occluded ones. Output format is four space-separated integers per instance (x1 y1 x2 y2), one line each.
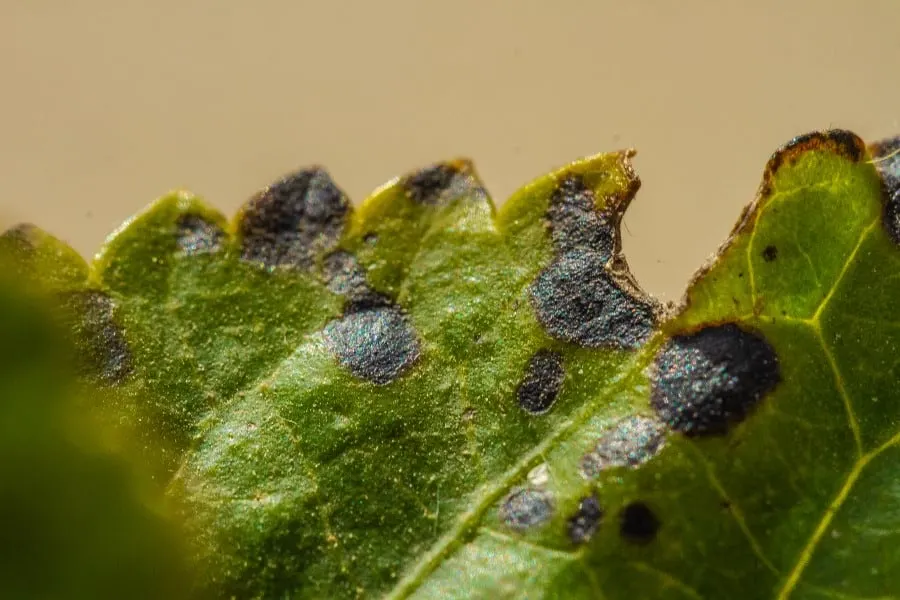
2 129 899 599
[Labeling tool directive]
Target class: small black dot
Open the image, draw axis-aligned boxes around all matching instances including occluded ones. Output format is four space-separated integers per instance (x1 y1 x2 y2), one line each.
762 245 778 262
619 501 659 543
516 349 565 414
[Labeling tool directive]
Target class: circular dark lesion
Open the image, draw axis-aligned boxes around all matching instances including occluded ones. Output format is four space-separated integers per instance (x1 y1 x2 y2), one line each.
649 322 781 436
516 348 565 415
500 487 554 532
619 501 660 543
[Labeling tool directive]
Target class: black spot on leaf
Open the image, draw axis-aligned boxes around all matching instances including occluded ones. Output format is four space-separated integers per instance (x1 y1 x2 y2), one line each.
58 291 133 384
322 251 393 312
650 323 781 436
546 174 615 257
530 250 656 349
871 135 900 246
567 494 603 545
501 488 553 532
762 245 778 262
239 168 350 269
620 501 659 543
402 161 487 206
323 306 420 385
176 214 224 255
516 349 565 414
322 251 369 298
580 416 666 479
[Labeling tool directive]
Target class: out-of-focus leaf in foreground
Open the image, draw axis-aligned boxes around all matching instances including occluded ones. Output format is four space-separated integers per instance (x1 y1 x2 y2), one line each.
0 267 193 600
3 129 899 599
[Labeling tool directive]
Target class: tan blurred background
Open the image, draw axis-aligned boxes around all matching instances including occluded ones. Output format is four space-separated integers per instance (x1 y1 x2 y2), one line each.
1 1 898 301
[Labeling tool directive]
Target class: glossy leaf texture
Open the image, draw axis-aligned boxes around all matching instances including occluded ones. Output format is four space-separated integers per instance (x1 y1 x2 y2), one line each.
3 129 899 599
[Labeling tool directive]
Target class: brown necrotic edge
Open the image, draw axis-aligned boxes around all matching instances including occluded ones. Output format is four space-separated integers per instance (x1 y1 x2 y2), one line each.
676 129 868 314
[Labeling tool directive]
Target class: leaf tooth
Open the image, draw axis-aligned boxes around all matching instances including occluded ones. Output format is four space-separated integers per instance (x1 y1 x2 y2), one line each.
235 166 351 271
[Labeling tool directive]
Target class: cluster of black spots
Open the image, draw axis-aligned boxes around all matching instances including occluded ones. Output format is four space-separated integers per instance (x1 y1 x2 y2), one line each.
619 501 660 543
58 290 133 384
321 251 419 384
547 174 615 258
516 349 565 414
530 250 656 349
566 494 603 545
175 214 224 255
501 487 554 532
871 135 900 245
761 245 778 262
580 416 666 480
401 161 488 206
649 323 781 436
238 168 350 269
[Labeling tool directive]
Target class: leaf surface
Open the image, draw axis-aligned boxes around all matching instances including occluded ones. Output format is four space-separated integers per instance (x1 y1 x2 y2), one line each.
4 130 899 599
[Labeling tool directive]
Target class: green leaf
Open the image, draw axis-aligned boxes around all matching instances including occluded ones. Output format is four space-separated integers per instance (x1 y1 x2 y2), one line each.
0 269 194 600
3 129 899 598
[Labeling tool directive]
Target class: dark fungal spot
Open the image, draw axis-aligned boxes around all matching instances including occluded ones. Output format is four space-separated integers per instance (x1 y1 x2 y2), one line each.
239 167 350 269
649 323 781 436
323 306 420 385
401 160 487 206
530 249 656 349
321 250 393 312
580 416 666 479
516 349 565 414
871 135 900 246
567 494 603 545
620 501 660 543
546 174 615 257
175 214 224 255
57 290 133 384
322 251 369 299
762 245 778 262
501 488 553 532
